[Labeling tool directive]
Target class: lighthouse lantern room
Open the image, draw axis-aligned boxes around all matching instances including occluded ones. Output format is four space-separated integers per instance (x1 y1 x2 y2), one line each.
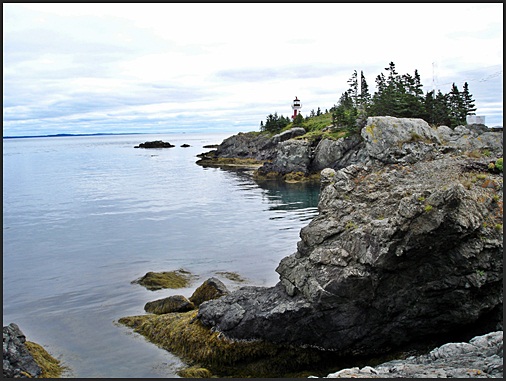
291 96 302 119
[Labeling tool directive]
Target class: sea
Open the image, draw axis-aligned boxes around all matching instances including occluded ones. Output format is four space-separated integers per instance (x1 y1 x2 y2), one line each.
2 132 321 378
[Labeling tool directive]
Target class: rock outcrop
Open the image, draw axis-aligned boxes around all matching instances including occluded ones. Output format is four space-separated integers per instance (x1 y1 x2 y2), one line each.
319 331 503 378
197 116 503 358
3 323 42 378
200 116 503 182
134 140 175 148
196 128 307 167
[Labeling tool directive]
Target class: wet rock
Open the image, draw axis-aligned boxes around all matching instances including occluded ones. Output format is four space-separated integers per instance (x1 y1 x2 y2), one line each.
189 277 229 307
134 140 175 148
144 295 195 314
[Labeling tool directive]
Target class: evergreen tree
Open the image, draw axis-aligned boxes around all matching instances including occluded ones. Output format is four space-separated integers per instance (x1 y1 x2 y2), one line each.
434 90 451 127
261 112 290 133
332 91 358 130
359 70 371 109
316 107 322 116
462 82 477 116
448 83 467 127
347 70 359 107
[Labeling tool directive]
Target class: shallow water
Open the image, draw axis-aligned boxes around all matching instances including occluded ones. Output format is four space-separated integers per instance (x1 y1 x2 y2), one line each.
3 133 320 377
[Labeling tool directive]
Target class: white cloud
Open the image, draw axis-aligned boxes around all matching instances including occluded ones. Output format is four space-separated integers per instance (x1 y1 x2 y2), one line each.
3 3 503 136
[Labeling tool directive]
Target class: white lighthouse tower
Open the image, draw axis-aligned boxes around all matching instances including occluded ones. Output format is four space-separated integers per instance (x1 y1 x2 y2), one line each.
291 96 302 119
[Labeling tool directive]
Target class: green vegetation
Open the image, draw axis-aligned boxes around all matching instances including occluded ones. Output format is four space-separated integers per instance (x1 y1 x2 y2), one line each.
132 269 195 290
178 366 213 378
424 204 433 212
495 158 503 172
118 311 326 377
25 341 65 378
260 61 478 137
345 221 358 230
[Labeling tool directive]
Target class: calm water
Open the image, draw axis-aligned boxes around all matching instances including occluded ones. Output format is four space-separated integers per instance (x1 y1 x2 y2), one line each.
2 133 320 377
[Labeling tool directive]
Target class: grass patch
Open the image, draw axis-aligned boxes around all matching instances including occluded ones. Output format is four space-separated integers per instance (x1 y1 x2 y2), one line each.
25 341 65 378
132 269 195 290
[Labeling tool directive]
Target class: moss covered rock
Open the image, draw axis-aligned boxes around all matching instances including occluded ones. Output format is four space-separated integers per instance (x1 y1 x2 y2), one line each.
144 295 195 314
25 341 65 378
189 277 229 307
132 269 194 290
117 311 326 378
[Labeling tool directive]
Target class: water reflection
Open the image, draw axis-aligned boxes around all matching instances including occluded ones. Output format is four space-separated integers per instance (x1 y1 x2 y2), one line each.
207 166 321 212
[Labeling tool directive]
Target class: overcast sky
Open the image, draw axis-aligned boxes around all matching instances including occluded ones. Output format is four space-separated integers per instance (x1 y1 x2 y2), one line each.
3 3 503 136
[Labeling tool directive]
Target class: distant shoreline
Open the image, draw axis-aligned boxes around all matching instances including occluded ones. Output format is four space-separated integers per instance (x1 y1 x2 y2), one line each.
3 132 147 139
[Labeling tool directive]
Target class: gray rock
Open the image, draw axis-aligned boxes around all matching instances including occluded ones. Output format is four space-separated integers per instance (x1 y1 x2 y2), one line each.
321 331 503 378
361 116 441 164
198 152 503 356
311 135 365 171
213 132 276 161
3 323 42 378
257 139 312 175
271 127 306 145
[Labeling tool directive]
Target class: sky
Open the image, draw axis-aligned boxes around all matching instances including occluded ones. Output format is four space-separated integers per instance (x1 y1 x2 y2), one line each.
3 3 503 137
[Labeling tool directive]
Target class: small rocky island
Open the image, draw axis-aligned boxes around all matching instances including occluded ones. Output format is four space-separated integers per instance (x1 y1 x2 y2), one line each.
119 116 503 377
134 140 175 148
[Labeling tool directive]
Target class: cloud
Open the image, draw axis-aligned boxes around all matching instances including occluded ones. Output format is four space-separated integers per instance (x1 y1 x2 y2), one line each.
3 3 503 136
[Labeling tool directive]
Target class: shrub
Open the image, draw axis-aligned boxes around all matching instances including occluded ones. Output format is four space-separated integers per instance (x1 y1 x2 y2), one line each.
495 158 503 172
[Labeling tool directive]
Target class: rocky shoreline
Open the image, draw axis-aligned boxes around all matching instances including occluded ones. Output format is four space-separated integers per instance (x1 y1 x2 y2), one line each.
315 331 503 378
3 323 64 378
5 117 502 377
118 117 503 377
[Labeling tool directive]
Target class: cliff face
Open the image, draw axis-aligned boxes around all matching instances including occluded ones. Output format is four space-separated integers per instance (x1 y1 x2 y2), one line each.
197 117 503 356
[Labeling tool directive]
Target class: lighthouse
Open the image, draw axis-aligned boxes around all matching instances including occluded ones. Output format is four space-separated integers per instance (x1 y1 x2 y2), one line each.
291 96 301 119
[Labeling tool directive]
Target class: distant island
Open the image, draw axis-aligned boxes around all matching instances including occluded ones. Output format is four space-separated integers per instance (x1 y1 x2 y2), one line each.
3 132 146 139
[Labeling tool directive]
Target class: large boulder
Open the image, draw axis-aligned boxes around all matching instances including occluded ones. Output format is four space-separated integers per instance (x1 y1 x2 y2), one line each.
311 135 366 172
198 152 503 356
361 116 442 164
256 139 312 176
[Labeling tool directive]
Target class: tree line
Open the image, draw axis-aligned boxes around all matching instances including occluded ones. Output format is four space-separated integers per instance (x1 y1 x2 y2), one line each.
260 61 477 134
331 61 476 131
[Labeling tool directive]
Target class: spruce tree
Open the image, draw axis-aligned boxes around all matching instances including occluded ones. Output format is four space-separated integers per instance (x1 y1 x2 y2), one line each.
359 70 371 109
461 82 477 116
347 70 359 107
